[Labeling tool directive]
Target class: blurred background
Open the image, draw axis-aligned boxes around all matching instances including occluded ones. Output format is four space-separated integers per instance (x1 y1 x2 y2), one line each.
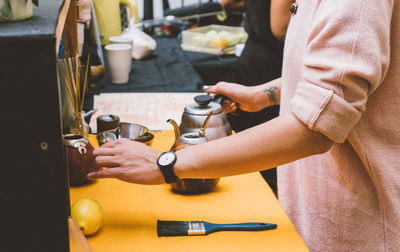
137 0 222 20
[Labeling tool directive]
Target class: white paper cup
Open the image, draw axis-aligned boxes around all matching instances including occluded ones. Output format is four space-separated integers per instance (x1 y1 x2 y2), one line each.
109 36 134 57
77 23 85 57
105 44 132 84
109 36 134 46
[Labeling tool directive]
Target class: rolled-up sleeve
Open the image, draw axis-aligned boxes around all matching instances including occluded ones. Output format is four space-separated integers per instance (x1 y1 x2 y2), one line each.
290 0 393 143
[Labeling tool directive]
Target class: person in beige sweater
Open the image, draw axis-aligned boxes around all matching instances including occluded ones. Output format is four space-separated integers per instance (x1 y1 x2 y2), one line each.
88 0 400 250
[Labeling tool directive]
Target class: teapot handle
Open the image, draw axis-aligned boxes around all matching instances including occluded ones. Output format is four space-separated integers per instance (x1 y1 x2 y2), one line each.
213 94 229 105
167 119 180 151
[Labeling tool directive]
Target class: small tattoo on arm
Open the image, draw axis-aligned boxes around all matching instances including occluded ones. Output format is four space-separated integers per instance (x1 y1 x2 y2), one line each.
264 86 278 105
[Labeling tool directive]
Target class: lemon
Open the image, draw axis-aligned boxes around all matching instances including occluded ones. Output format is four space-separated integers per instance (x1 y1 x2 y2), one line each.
211 37 228 49
71 198 103 236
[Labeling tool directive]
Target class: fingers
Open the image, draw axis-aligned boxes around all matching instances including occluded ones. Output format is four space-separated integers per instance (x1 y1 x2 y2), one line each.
228 103 238 114
92 145 119 168
222 100 237 114
203 82 228 94
204 81 242 100
222 99 234 107
93 138 132 156
202 85 213 93
94 155 121 168
87 167 126 180
100 138 130 148
93 147 116 156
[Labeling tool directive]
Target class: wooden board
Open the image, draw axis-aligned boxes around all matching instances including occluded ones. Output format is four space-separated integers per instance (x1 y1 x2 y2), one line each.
92 92 202 131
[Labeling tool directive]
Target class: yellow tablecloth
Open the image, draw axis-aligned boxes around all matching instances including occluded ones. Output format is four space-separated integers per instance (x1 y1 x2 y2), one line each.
70 131 309 252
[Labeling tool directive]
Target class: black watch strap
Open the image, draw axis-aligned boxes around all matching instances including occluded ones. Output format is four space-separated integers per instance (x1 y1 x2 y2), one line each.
157 151 179 184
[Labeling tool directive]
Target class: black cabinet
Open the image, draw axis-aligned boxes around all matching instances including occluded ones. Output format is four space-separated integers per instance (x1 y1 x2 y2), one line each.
0 0 74 251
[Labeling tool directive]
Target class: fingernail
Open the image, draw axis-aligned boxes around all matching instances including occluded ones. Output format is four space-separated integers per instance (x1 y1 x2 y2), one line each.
203 85 211 90
87 172 95 179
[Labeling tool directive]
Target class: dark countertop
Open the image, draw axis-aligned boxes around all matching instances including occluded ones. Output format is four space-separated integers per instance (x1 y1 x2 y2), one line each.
84 36 206 109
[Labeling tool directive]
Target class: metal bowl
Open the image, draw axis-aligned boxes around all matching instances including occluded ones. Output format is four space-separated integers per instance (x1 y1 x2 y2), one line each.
119 122 148 140
134 132 154 146
97 122 150 146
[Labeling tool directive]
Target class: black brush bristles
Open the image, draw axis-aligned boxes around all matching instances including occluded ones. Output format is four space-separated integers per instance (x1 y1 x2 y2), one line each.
157 220 277 237
157 220 189 237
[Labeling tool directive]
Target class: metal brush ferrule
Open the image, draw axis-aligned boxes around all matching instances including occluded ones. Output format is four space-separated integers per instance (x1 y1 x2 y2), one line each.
187 221 205 235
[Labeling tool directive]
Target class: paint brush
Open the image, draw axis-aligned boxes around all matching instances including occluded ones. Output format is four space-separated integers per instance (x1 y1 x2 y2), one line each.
157 220 277 237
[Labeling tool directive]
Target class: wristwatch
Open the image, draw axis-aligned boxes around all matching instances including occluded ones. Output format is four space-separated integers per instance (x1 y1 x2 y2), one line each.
157 151 179 184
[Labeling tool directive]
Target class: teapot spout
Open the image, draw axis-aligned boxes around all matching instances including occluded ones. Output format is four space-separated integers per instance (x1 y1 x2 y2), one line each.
198 111 213 137
167 119 180 151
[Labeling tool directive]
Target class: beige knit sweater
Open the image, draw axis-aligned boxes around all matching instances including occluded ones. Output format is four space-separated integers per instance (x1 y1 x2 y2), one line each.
278 0 400 251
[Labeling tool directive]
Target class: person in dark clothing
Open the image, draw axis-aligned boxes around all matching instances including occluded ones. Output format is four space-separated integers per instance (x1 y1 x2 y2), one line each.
194 0 292 196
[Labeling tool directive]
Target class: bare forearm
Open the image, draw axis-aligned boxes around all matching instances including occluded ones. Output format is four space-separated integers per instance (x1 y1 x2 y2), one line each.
270 0 293 41
221 0 244 11
241 77 281 111
204 78 282 113
174 113 333 178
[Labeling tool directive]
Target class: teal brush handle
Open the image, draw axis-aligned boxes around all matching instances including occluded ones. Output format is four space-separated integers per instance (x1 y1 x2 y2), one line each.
204 222 277 234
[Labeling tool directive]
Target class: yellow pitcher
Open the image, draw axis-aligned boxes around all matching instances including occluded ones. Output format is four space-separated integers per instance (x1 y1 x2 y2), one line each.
92 0 138 45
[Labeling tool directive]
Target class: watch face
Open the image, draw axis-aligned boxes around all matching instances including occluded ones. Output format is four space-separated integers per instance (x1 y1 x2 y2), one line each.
158 152 175 166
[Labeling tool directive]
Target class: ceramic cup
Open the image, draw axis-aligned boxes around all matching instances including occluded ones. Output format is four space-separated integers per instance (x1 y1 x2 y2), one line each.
105 43 132 84
96 114 120 133
109 36 134 56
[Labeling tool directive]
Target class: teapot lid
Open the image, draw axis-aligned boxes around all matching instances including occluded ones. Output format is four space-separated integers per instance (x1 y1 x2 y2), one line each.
184 95 223 115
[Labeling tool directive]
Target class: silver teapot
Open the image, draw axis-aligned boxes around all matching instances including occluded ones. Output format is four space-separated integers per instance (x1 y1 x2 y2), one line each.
179 95 232 140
